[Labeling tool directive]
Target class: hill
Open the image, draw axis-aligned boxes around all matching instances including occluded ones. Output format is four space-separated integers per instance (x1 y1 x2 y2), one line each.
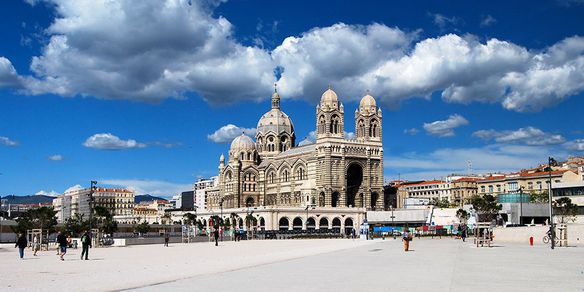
135 194 168 203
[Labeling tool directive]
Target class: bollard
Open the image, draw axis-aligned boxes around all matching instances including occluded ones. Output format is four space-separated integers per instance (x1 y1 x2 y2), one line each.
529 236 533 246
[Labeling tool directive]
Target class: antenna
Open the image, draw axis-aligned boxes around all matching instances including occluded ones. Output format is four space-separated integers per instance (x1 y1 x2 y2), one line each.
467 160 473 175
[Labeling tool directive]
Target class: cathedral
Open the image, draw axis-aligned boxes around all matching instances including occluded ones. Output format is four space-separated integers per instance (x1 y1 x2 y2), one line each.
204 86 384 232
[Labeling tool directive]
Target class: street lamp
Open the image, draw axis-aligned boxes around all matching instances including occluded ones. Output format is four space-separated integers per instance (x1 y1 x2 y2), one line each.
548 157 556 250
219 198 224 241
88 181 97 236
518 187 523 225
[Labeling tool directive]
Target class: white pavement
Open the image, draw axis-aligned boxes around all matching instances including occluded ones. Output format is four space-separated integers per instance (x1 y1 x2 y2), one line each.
1 238 583 291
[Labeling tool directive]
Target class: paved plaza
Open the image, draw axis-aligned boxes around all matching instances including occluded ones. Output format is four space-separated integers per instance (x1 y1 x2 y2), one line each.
1 238 583 291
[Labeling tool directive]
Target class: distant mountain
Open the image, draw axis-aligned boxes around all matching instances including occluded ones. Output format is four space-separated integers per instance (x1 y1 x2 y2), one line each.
135 194 167 203
2 195 55 205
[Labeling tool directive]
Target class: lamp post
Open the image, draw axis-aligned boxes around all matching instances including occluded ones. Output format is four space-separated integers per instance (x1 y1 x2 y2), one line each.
89 181 97 236
219 198 224 242
548 157 556 250
519 187 523 225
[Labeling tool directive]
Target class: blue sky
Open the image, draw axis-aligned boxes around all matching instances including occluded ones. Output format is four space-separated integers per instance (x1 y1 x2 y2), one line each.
1 0 584 197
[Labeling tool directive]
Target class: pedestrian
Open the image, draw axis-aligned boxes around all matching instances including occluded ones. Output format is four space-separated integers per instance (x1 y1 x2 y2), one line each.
57 231 68 261
80 230 92 260
33 234 40 256
351 228 356 240
461 224 467 242
56 231 62 255
15 233 27 259
164 232 169 247
67 234 73 248
403 228 411 252
213 228 219 246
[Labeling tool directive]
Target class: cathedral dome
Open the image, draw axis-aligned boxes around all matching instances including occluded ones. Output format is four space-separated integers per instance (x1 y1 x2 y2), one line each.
359 94 377 108
256 109 294 135
230 134 255 152
320 88 339 109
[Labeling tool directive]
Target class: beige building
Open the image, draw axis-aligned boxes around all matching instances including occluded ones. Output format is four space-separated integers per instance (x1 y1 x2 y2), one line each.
477 170 581 196
195 87 385 232
53 187 134 223
450 177 479 206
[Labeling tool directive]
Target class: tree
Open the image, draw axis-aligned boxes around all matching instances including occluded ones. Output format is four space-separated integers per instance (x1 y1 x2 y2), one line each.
530 191 549 203
430 197 450 208
135 221 151 235
64 213 89 237
245 214 257 228
183 212 197 226
93 206 118 235
456 209 469 223
13 206 58 235
554 197 578 223
469 194 502 222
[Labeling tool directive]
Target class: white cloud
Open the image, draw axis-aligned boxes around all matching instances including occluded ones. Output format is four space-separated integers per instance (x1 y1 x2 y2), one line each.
304 130 354 142
0 136 19 146
83 133 146 150
101 179 191 197
564 139 584 151
404 128 419 135
429 13 461 30
207 124 257 143
0 57 22 88
20 0 274 104
345 131 355 140
48 154 64 161
35 190 60 197
423 114 468 137
384 144 564 181
480 15 497 27
473 127 565 146
0 2 582 112
64 184 83 193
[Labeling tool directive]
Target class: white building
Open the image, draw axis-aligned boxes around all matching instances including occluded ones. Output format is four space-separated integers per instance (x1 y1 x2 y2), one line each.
194 176 218 210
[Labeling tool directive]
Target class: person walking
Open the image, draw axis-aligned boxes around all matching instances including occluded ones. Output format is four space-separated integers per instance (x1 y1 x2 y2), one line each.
213 228 219 246
402 228 411 252
57 231 68 261
15 233 27 259
80 231 92 260
164 231 170 247
33 234 40 256
461 224 467 242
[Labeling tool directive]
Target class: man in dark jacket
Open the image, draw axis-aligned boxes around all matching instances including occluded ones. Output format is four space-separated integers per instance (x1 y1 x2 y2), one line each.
80 231 92 260
213 228 219 246
15 233 27 259
57 231 68 261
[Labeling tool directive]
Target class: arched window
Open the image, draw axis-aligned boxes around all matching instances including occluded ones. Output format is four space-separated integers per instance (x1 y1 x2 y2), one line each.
319 115 326 134
267 136 275 152
330 114 340 134
369 119 378 138
281 136 288 151
296 167 305 180
282 170 289 182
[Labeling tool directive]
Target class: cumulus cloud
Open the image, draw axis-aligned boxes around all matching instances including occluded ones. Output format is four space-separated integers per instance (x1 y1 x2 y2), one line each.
0 1 582 112
102 179 191 196
83 133 146 150
404 128 419 135
304 130 355 142
0 136 19 146
423 114 468 137
564 139 584 151
20 0 274 104
48 154 64 161
0 57 22 88
480 15 497 27
473 127 565 146
207 124 257 143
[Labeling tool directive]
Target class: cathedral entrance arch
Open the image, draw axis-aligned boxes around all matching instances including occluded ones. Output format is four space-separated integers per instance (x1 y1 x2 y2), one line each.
292 217 303 230
332 218 341 233
344 218 354 235
279 217 290 231
346 163 363 207
306 217 316 230
319 217 329 229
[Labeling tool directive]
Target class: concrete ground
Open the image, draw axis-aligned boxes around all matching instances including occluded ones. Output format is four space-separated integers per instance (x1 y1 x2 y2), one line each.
1 237 583 292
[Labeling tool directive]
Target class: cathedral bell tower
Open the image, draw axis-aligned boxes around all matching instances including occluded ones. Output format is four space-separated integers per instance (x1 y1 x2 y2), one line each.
316 86 345 140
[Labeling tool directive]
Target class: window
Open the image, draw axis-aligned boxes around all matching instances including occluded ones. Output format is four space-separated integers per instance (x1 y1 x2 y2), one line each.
481 186 485 193
508 182 518 191
489 185 493 193
496 185 501 192
528 182 533 190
